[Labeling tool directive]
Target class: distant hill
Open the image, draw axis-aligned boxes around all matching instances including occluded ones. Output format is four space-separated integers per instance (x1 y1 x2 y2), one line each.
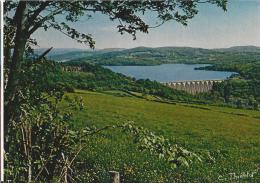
34 48 87 56
68 46 217 65
35 45 260 65
214 46 260 53
34 48 125 62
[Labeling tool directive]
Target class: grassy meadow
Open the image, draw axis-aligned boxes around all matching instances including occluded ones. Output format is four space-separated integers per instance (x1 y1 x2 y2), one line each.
62 89 260 182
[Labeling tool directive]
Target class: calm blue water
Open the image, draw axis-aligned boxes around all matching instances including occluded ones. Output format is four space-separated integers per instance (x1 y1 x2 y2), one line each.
104 64 236 82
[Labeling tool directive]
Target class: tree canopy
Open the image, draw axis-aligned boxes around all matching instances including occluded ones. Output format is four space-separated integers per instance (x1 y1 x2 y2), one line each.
4 0 227 49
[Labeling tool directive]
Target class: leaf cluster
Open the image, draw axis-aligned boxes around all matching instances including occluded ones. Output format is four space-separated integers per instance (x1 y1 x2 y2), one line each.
121 122 202 169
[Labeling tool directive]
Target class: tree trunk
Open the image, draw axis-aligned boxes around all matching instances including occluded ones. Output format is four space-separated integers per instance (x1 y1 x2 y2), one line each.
4 1 29 137
109 171 120 183
4 45 11 67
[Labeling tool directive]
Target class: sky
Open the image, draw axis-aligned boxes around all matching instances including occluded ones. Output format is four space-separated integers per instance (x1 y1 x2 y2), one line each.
33 0 260 50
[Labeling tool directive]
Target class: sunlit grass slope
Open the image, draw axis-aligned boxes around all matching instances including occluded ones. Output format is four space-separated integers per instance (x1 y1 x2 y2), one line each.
64 90 260 182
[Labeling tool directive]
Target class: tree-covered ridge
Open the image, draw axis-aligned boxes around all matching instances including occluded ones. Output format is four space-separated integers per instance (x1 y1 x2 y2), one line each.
48 46 260 66
200 62 260 110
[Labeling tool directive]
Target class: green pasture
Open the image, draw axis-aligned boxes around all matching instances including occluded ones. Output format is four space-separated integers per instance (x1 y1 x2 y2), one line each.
61 90 260 182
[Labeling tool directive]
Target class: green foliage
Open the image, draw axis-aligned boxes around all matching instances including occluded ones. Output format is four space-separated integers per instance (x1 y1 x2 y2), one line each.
4 61 86 182
5 95 82 182
208 62 260 109
121 123 202 169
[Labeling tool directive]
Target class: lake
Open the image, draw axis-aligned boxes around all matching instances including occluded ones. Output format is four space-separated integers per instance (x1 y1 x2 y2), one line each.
104 64 236 82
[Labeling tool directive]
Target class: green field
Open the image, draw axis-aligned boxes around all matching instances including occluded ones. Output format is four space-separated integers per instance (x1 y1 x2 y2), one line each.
63 90 260 182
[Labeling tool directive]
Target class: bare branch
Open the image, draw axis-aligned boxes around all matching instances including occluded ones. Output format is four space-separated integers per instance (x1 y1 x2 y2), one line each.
28 9 63 35
26 1 51 30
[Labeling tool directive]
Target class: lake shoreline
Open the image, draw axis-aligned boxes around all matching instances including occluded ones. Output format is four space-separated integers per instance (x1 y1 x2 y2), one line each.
104 64 236 82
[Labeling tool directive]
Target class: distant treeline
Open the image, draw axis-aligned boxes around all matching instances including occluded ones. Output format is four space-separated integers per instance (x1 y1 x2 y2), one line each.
57 46 260 66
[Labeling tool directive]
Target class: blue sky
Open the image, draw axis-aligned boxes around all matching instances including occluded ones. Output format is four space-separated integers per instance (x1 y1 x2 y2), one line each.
33 0 260 49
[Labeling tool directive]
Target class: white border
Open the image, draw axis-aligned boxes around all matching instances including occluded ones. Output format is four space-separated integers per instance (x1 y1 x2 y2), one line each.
0 0 4 182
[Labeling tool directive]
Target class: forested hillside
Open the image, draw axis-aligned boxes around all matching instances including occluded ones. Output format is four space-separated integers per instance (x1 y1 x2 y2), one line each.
197 58 260 109
44 46 260 66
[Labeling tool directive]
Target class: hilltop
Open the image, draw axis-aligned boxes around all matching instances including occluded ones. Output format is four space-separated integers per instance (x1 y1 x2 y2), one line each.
214 45 260 53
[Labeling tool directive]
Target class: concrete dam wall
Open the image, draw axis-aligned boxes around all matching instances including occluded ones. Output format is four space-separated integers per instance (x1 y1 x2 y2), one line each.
162 80 223 94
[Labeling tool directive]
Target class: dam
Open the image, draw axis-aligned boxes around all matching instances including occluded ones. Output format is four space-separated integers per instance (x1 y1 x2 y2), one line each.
162 80 223 94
